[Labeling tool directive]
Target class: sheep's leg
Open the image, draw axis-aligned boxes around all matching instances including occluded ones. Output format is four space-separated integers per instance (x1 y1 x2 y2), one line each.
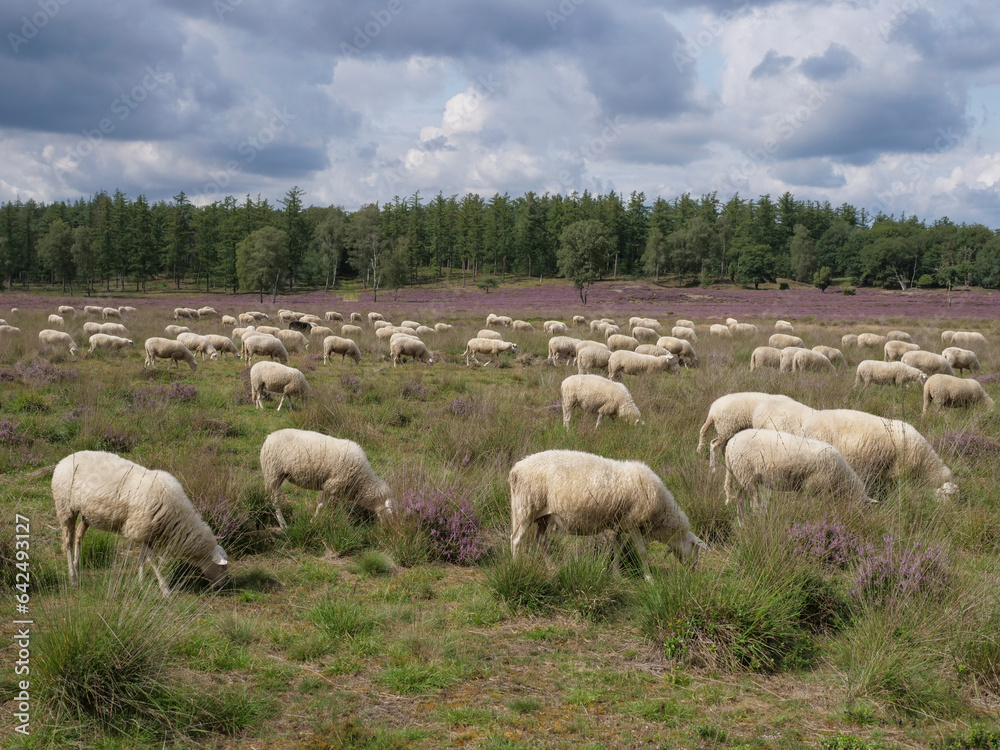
510 516 532 559
276 393 286 411
696 415 714 454
626 528 654 583
708 437 725 473
62 516 78 586
139 543 172 596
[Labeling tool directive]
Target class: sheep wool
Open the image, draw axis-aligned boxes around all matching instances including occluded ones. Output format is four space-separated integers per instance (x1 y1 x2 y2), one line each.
608 350 678 380
923 374 995 415
853 360 927 388
323 335 362 365
144 337 197 371
941 347 981 375
250 361 311 411
464 337 519 366
576 345 613 375
560 374 642 428
750 346 782 372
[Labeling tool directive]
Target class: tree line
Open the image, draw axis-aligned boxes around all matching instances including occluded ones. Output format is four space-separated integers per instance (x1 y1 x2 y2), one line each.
2 187 999 301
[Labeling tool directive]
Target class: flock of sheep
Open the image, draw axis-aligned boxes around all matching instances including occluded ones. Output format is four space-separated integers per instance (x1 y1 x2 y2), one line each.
2 301 993 591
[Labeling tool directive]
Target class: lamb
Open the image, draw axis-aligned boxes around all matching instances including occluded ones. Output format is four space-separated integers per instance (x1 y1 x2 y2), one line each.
477 329 504 341
323 335 362 365
38 329 78 357
774 320 794 334
242 334 289 365
631 326 660 344
463 337 519 366
176 332 220 361
576 345 613 375
561 374 643 428
901 350 956 377
884 340 920 362
221 315 238 327
671 326 698 343
249 361 311 411
52 451 228 596
857 333 888 350
950 331 988 352
792 348 837 373
941 347 981 375
205 335 241 359
608 350 679 380
656 336 699 367
723 429 872 524
885 330 913 343
768 333 805 350
260 428 394 529
47 314 64 327
547 336 582 366
325 311 345 322
729 322 759 338
275 329 309 354
923 374 995 415
88 334 135 354
341 324 363 337
102 307 123 321
144 338 197 371
434 323 454 333
512 320 535 332
710 324 733 338
508 449 706 582
811 345 846 370
165 325 191 337
57 305 77 318
390 336 434 366
841 334 859 349
750 346 782 371
854 360 928 388
607 334 640 351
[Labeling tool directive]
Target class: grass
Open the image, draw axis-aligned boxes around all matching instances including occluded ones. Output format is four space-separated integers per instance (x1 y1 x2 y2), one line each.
2 291 1000 747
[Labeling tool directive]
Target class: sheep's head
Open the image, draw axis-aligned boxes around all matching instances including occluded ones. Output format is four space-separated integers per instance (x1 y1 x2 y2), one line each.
664 530 708 566
935 482 960 501
201 544 229 586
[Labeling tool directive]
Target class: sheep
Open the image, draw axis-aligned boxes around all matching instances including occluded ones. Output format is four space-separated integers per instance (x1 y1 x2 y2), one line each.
300 314 323 326
323 335 362 365
885 330 913 343
52 451 228 595
512 320 535 332
415 326 437 337
508 449 706 582
631 326 660 344
543 320 568 334
950 331 988 352
231 326 256 342
750 346 782 371
792 348 837 374
674 319 693 330
841 334 859 349
853 360 927 388
576 345 613 375
174 307 196 320
0 325 21 338
607 334 640 352
250 361 310 411
400 320 421 330
176 332 220 361
729 322 759 338
261 431 393 531
923 374 995 415
942 347 981 376
57 305 77 318
812 345 846 370
710 324 733 338
88 334 135 354
289 320 313 334
325 311 345 322
165 324 191 338
144 338 197 371
798 408 957 499
119 305 137 314
463 337 519 366
341 324 363 338
308 326 335 343
635 344 670 357
589 319 608 333
671 326 698 343
221 315 238 327
197 306 217 317
38 329 78 357
99 322 130 338
561 374 642 428
768 333 805 350
601 324 621 339
572 315 587 326
656 336 699 367
726 317 738 327
434 323 454 333
723 429 872 524
857 333 888 350
245 311 269 322
84 305 103 317
608 350 679 380
350 312 363 323
373 321 394 331
102 307 123 321
901 350 956 377
884 340 920 362
547 336 582 366
238 313 256 325
390 337 434 366
83 321 105 338
367 312 385 325
277 309 298 323
242 334 289 365
375 325 410 342
774 320 794 334
255 325 281 336
389 331 420 346
575 339 608 354
486 313 502 327
779 346 800 372
205 335 241 359
47 314 64 327
941 330 956 346
477 329 504 340
497 315 514 327
275 329 309 354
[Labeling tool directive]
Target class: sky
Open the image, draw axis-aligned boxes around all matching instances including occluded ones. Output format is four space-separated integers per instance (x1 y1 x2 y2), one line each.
3 0 1000 227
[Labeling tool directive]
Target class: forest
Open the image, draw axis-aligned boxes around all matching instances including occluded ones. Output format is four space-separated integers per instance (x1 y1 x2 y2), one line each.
2 186 999 300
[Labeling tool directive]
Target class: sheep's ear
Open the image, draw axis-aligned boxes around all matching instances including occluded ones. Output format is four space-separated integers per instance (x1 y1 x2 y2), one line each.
212 545 229 566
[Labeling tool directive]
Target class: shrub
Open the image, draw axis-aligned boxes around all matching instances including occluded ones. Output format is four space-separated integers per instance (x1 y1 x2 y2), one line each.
485 554 560 614
393 488 490 565
0 419 26 447
849 536 951 607
788 518 865 569
935 431 1000 460
842 288 857 295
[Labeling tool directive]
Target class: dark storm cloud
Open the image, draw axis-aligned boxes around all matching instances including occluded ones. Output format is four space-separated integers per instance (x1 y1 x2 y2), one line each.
889 6 1000 71
750 49 795 79
799 43 859 81
769 158 846 188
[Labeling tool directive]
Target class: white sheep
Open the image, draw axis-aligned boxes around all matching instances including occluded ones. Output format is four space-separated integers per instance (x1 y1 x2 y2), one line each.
245 311 269 322
779 347 800 372
367 312 385 325
47 314 64 327
631 326 660 344
477 329 504 341
299 314 323 326
561 374 642 428
415 325 437 337
630 317 661 330
102 307 123 321
884 340 920 362
308 326 335 344
607 334 640 352
674 319 693 330
543 320 568 335
547 336 582 365
512 320 535 332
205 335 241 359
341 324 363 337
119 305 137 314
84 305 103 317
242 334 289 365
88 333 134 354
792 348 837 374
729 322 759 338
144 337 197 370
509 449 706 582
350 312 363 323
608 350 679 380
83 321 105 338
325 311 345 322
323 335 362 365
841 334 859 349
635 344 670 357
601 324 622 339
221 315 238 327
941 347 981 376
723 429 872 524
576 345 613 375
400 320 421 330
900 350 956 377
38 329 78 357
277 310 298 323
197 306 217 317
710 324 733 339
165 324 191 338
99 322 130 338
774 320 794 334
57 305 77 318
463 337 519 366
390 337 433 366
811 346 846 370
656 336 699 367
260 428 394 529
238 312 256 326
950 331 988 352
52 451 228 595
750 346 782 371
941 330 955 346
275 329 309 354
768 333 805 349
231 326 256 343
176 333 220 361
857 333 888 350
376 326 410 342
0 325 21 338
250 361 311 411
923 374 995 415
173 307 196 320
572 315 587 326
726 317 739 327
434 323 454 333
854 360 927 388
671 326 698 343
255 325 281 336
885 330 913 343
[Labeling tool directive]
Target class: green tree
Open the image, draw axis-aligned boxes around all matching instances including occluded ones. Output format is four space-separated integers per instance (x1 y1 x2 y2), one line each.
812 266 833 292
37 218 75 292
308 207 347 292
348 204 386 300
382 236 411 301
236 226 288 303
642 226 667 281
789 223 818 282
558 219 611 305
282 186 308 291
735 244 776 290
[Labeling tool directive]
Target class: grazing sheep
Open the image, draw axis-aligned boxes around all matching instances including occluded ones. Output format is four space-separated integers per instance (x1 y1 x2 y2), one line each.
656 336 699 367
477 329 504 340
231 326 256 343
82 321 105 338
58 305 77 318
575 339 608 354
601 324 621 339
543 320 568 335
102 307 123 321
119 306 137 314
390 337 434 366
400 320 421 330
38 329 78 357
792 348 837 374
950 331 988 352
768 333 805 350
255 325 281 336
750 346 782 371
289 320 313 334
885 330 913 343
323 335 362 365
165 324 191 338
723 429 872 523
674 319 693 330
47 314 64 327
512 320 535 332
607 334 640 352
221 315 238 327
857 333 888 350
710 324 733 338
205 335 241 359
374 321 395 331
415 326 437 337
375 326 410 342
941 330 956 346
277 310 298 323
173 307 196 320
496 315 513 327
463 337 519 366
671 326 698 343
308 326 335 343
901 350 956 377
99 323 129 338
84 305 103 317
388 331 420 347
341 324 363 338
367 312 385 326
942 347 981 376
608 350 679 380
0 325 21 338
144 338 197 371
729 322 759 338
245 311 269 322
547 336 582 366
854 360 927 388
631 326 660 344
572 315 587 326
812 345 846 370
176 332 220 361
923 374 995 415
242 334 290 365
841 334 859 349
197 306 217 317
88 334 134 354
434 323 454 333
52 451 228 595
779 347 800 372
774 320 794 334
576 345 613 375
260 428 394 528
250 361 311 411
486 313 503 327
884 340 920 362
325 311 344 322
509 449 706 582
726 317 738 327
238 313 256 326
635 344 670 357
561 374 642 428
350 312 363 323
275 329 309 354
590 319 608 333
300 314 323 326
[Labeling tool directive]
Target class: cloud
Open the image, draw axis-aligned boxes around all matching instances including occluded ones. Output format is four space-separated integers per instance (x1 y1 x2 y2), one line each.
769 158 846 188
799 43 859 81
751 49 795 79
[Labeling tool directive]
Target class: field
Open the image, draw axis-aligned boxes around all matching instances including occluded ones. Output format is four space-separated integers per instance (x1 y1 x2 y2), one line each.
2 280 1000 750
